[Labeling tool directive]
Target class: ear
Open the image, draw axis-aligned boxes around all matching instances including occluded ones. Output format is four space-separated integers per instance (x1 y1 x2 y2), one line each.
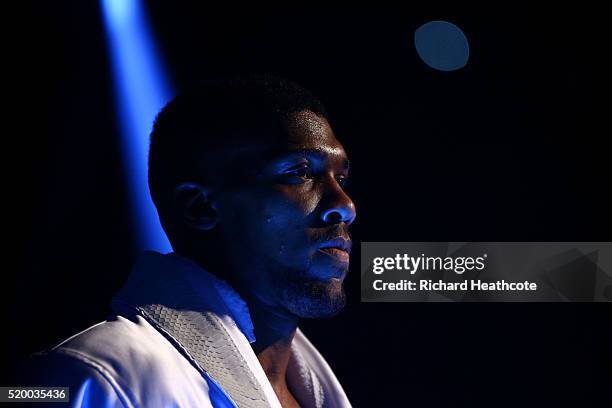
172 182 219 231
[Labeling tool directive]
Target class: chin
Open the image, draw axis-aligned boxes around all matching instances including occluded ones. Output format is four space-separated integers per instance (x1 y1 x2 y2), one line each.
280 277 347 319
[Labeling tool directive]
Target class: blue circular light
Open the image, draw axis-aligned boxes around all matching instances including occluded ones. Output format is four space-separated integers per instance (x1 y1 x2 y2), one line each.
414 21 470 71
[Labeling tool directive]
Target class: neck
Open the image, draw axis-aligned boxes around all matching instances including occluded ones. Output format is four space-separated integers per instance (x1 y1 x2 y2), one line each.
183 250 300 395
247 296 299 387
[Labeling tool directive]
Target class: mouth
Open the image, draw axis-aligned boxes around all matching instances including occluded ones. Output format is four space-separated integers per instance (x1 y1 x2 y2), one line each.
318 237 352 264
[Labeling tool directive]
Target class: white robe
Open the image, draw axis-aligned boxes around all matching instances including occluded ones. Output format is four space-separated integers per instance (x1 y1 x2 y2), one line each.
21 251 352 408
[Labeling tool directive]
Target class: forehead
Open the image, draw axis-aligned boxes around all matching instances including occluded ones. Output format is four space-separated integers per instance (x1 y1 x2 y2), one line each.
271 110 348 161
286 110 335 143
201 111 348 179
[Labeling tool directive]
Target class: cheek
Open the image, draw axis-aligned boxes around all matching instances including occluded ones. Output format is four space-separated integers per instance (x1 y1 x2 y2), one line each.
218 186 321 259
259 187 321 256
262 185 319 230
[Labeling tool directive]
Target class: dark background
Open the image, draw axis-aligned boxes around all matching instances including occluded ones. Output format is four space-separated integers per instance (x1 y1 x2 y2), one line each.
5 4 611 407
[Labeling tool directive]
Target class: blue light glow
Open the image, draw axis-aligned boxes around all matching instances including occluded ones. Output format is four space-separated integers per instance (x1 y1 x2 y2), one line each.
100 0 173 252
415 21 470 72
72 378 92 407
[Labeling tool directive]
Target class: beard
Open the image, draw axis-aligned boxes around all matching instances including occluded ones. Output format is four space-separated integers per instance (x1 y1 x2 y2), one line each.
275 263 348 319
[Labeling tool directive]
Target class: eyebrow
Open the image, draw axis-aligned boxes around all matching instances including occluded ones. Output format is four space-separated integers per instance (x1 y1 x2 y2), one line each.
269 148 350 170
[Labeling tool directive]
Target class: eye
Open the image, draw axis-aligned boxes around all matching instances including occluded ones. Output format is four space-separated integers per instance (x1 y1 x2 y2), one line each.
336 174 349 188
282 163 313 181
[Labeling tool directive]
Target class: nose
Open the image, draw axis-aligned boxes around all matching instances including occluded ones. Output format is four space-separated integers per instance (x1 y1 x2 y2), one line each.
320 179 357 225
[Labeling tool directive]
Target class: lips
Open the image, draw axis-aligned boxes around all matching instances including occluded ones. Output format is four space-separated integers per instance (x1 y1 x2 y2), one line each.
318 237 352 263
319 247 350 263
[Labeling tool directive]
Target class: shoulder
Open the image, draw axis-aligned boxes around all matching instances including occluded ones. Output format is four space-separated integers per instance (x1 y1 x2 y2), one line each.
19 314 213 407
52 314 175 374
17 350 128 407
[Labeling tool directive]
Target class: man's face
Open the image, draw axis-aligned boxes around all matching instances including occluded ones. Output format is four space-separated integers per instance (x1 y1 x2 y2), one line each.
213 110 356 318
